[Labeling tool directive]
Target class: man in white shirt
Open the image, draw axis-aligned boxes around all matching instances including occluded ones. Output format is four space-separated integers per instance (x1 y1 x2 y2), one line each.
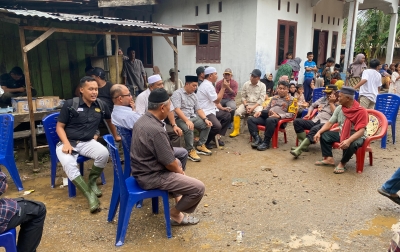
196 67 231 148
164 68 184 96
135 74 182 147
354 59 382 109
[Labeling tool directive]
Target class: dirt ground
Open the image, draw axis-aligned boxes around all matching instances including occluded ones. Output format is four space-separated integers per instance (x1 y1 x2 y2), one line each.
2 120 400 252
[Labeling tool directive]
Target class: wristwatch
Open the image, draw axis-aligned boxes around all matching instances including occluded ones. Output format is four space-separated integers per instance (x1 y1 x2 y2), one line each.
171 124 177 127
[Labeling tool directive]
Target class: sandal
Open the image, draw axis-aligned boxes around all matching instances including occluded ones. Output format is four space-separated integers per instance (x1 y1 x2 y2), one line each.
170 215 200 226
377 187 400 205
314 160 335 167
333 166 346 174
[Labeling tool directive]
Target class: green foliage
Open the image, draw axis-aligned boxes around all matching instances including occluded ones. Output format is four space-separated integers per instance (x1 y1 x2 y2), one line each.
345 9 400 60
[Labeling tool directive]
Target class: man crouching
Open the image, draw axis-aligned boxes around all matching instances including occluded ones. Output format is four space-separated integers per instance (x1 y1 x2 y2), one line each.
130 88 205 225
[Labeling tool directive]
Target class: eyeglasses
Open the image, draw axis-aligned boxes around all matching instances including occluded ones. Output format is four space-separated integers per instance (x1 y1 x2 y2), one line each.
113 94 131 99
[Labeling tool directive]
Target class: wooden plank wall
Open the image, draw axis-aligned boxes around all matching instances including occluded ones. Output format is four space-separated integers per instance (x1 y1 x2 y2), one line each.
0 22 97 99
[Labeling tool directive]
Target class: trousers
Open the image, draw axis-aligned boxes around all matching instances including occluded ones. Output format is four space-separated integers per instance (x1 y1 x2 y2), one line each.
320 131 364 164
221 98 236 121
206 111 231 143
382 168 400 194
176 116 211 151
6 199 46 252
234 103 263 117
173 147 188 171
359 95 375 109
56 139 109 180
293 119 324 143
247 115 280 140
157 172 205 213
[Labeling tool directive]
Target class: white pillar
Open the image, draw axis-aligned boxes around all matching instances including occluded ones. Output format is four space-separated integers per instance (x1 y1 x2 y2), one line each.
105 34 112 56
386 13 398 64
343 1 355 72
344 0 359 73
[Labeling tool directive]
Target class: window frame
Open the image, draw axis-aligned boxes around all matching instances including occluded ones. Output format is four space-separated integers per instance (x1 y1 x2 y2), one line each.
195 21 222 64
275 19 298 69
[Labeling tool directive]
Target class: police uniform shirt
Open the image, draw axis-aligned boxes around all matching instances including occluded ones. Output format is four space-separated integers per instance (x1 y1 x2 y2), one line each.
57 97 111 142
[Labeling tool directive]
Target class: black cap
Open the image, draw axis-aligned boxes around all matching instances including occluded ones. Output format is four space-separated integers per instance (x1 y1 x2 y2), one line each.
251 69 262 77
327 84 338 91
90 67 106 79
10 67 23 76
148 88 170 103
196 66 205 75
340 86 356 96
334 64 341 70
185 75 198 83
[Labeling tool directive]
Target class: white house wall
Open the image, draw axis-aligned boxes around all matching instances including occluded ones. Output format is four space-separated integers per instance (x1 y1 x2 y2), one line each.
256 0 314 83
312 0 344 63
152 0 258 86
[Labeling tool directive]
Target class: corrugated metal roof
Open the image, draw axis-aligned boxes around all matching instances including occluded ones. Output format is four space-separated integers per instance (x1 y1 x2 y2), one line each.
0 7 215 33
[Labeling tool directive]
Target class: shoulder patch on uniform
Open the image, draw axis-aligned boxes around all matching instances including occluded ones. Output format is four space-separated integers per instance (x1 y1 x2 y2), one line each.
95 108 101 112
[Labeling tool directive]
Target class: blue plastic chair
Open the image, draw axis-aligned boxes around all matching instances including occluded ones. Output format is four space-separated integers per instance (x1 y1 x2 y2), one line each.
355 91 359 101
312 87 325 103
0 114 23 191
103 134 172 246
375 94 400 148
0 228 17 252
108 126 143 222
42 112 105 197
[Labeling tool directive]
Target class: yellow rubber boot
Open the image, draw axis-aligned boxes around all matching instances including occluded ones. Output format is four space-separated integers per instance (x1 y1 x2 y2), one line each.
229 116 241 137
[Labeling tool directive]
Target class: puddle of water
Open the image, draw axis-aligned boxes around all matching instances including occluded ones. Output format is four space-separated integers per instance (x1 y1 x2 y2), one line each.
351 216 398 237
288 230 340 251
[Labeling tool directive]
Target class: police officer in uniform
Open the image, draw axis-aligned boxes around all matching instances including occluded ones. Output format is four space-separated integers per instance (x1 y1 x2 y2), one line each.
248 81 294 151
56 76 119 213
290 85 338 158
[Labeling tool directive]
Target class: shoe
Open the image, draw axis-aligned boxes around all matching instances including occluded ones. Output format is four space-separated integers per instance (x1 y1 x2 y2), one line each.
88 165 104 197
250 133 262 149
228 123 233 129
188 149 201 162
257 137 270 151
290 138 311 158
196 144 212 156
205 143 214 149
229 116 241 137
218 139 225 146
72 176 100 213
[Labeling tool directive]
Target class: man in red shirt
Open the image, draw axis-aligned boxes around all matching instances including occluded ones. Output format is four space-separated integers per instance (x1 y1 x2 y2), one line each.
215 68 238 126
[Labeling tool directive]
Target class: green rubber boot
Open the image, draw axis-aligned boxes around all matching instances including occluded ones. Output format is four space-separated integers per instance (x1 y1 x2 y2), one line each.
72 176 100 213
88 165 104 197
291 132 307 150
290 138 311 158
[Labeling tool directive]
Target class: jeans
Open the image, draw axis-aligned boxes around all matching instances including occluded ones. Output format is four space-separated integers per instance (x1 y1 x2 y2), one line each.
176 116 211 151
382 168 400 194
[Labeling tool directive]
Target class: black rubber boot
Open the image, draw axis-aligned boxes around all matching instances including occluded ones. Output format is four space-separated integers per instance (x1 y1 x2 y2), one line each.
88 165 104 197
257 137 271 151
72 176 100 213
251 132 262 149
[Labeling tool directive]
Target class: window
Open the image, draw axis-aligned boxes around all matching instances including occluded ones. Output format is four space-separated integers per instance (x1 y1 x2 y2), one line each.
314 14 316 22
287 2 290 12
296 3 299 14
195 6 198 16
219 2 222 12
328 16 330 24
207 4 210 14
276 20 297 67
129 36 153 67
196 21 221 63
321 15 323 23
278 0 281 10
337 18 340 26
182 25 198 45
333 17 335 25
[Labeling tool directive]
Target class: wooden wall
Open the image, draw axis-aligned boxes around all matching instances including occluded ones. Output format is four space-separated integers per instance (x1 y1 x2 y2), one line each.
0 22 98 99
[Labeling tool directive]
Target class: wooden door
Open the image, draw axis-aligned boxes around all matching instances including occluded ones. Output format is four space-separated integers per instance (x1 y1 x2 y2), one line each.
317 31 328 65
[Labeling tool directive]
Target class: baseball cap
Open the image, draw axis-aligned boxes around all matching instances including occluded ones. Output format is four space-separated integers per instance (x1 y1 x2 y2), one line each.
250 69 261 77
196 66 205 75
169 68 180 73
90 67 106 79
223 68 233 75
